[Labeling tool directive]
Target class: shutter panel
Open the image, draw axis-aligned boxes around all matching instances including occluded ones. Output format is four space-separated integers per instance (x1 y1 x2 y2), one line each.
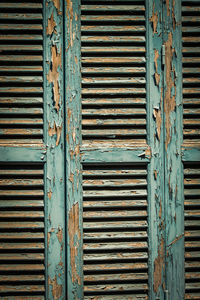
0 1 45 298
182 1 200 299
81 1 146 147
0 1 43 145
0 163 45 299
81 1 150 298
182 1 200 145
0 0 66 298
184 164 200 299
83 164 148 299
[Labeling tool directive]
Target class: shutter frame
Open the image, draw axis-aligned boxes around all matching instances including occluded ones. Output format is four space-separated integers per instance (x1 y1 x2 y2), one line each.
44 0 66 299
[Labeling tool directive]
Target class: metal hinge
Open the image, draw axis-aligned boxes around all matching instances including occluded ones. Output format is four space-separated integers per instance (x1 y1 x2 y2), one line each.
162 44 165 66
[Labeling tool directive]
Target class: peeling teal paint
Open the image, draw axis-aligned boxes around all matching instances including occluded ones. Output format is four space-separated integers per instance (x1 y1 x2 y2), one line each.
0 146 46 162
147 0 165 298
163 1 184 298
44 0 66 299
64 0 83 299
81 147 151 163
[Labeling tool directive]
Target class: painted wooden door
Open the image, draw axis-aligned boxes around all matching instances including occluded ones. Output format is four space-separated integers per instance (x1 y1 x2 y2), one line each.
0 1 199 300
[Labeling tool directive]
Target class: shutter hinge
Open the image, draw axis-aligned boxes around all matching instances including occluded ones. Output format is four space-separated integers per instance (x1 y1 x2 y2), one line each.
162 44 165 66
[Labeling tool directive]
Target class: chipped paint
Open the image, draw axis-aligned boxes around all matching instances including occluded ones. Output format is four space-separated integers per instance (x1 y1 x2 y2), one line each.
48 122 62 146
56 227 63 244
147 1 165 299
49 276 63 299
52 0 60 12
48 189 52 200
47 45 62 112
153 107 162 140
154 237 165 293
154 49 160 86
47 12 56 35
150 2 158 34
68 203 81 285
45 0 65 299
64 0 82 299
163 1 184 298
164 32 176 150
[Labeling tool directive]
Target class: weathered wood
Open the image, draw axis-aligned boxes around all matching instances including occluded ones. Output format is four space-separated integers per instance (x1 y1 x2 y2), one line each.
44 0 66 299
163 1 184 298
64 0 82 299
146 1 165 298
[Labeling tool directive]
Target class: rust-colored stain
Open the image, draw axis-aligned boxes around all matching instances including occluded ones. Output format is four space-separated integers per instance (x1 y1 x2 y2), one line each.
172 0 176 30
164 32 176 150
49 275 62 300
47 13 56 35
48 228 55 248
48 189 52 200
154 49 160 86
166 0 170 17
52 0 60 12
154 237 165 293
47 45 62 112
66 0 74 47
66 0 73 20
56 227 63 244
153 108 162 141
150 2 158 34
48 122 62 146
159 198 162 219
145 146 151 159
68 202 81 285
168 233 184 248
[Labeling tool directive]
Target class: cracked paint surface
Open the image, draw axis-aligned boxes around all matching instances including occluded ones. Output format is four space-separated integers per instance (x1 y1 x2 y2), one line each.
64 0 82 299
45 0 65 299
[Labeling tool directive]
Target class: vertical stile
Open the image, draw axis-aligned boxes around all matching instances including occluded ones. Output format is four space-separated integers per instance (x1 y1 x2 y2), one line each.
163 0 184 298
44 0 66 298
64 0 83 299
147 0 165 299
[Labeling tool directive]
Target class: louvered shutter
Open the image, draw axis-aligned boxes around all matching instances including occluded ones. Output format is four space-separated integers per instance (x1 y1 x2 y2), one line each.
81 1 150 298
0 1 66 299
182 1 200 299
0 2 45 298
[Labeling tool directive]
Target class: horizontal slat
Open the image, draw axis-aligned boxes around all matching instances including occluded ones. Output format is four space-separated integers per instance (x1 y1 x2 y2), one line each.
0 76 43 83
0 13 43 20
82 46 145 53
0 274 45 282
82 36 145 43
82 5 145 11
84 220 147 230
81 15 145 21
82 66 146 74
0 221 44 230
0 232 44 240
82 25 145 32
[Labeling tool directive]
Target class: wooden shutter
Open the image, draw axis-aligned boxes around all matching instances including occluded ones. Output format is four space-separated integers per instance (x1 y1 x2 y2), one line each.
81 1 150 298
0 1 45 298
0 1 66 299
182 1 200 299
